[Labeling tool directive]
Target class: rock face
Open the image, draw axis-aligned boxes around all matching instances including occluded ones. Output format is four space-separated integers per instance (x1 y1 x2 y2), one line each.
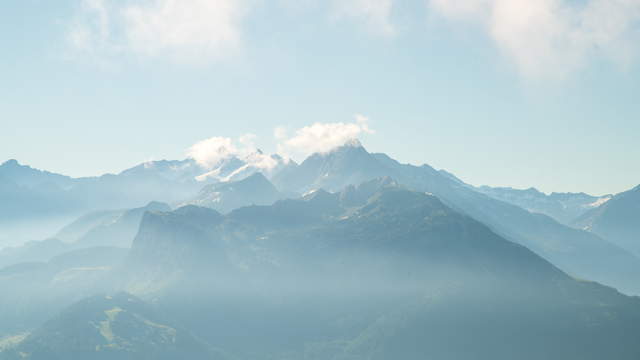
574 185 640 256
112 182 640 360
0 293 223 360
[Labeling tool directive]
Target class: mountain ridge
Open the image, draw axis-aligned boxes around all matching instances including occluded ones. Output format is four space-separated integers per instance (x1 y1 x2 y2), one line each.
113 182 640 360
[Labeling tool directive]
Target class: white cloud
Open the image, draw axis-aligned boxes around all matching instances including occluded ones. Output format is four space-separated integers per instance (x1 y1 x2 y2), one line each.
277 114 375 158
429 0 640 79
332 0 396 36
187 134 278 171
238 133 258 148
68 0 247 64
273 126 288 141
187 136 239 169
67 0 122 67
67 0 401 65
69 0 110 51
123 0 245 63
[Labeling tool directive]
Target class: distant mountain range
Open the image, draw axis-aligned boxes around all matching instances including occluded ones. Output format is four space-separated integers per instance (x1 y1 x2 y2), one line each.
476 186 612 225
0 202 170 270
56 201 171 248
0 154 290 246
2 171 640 359
263 142 640 295
114 182 640 359
2 142 639 294
0 152 291 226
574 185 640 257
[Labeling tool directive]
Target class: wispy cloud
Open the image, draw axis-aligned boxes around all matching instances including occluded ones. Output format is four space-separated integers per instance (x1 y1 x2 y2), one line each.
332 0 396 37
67 0 120 67
429 0 640 79
123 0 246 63
277 114 375 158
68 0 247 65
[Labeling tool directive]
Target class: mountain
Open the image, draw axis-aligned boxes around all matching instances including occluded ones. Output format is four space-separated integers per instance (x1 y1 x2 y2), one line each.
3 146 639 295
0 238 69 269
0 161 78 229
0 293 224 360
195 151 294 183
476 186 611 224
574 185 640 256
114 182 640 360
0 154 293 248
0 159 74 190
271 139 384 193
0 202 169 271
272 142 640 295
55 210 124 243
184 173 283 213
118 159 204 184
0 246 128 337
0 159 199 248
68 202 171 248
0 160 190 244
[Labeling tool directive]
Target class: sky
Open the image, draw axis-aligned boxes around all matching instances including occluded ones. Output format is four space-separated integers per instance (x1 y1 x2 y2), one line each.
1 0 639 196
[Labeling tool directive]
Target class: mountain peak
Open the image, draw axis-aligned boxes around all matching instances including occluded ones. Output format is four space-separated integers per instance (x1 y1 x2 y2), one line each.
143 201 172 212
319 139 366 157
316 140 369 159
343 138 363 148
242 171 269 182
1 159 20 167
302 188 333 201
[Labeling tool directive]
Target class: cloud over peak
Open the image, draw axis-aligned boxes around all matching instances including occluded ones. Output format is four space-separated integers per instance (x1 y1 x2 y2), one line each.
277 114 375 158
187 134 278 171
188 115 376 170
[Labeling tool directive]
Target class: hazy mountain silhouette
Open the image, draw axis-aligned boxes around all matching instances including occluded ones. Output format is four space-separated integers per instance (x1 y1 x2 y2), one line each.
0 202 170 270
476 185 612 224
67 202 171 248
272 143 640 295
3 178 640 359
3 144 639 295
0 293 225 360
184 173 283 213
110 182 640 360
0 159 74 190
574 185 640 256
0 245 127 337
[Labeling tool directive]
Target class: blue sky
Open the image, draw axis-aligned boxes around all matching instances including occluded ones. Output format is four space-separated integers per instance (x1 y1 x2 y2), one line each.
1 0 639 195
